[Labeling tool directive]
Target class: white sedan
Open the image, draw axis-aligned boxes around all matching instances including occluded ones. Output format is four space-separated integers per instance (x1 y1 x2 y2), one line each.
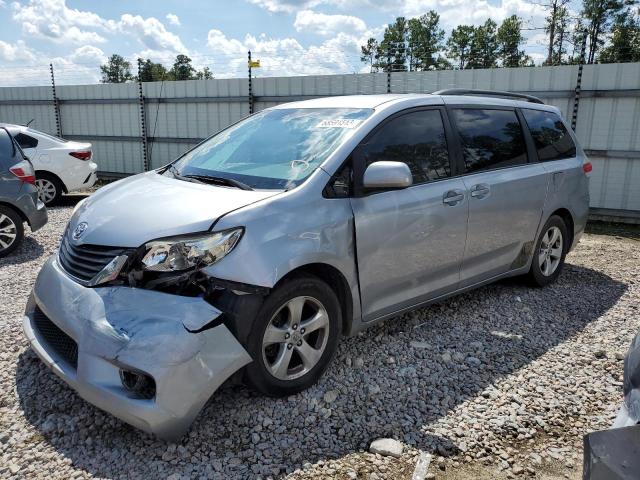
2 123 98 205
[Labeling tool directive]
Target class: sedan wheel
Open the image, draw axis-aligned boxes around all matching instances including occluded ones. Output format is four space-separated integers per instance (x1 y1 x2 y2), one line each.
35 177 58 205
262 296 330 381
538 226 563 277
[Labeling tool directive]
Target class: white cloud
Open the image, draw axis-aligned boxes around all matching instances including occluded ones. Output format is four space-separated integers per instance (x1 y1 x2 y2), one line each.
0 40 36 62
166 13 181 26
118 14 187 54
206 28 366 77
11 0 115 44
294 10 366 36
248 0 323 13
69 45 107 64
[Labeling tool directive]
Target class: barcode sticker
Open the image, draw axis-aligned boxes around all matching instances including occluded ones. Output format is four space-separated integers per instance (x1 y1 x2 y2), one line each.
316 119 363 128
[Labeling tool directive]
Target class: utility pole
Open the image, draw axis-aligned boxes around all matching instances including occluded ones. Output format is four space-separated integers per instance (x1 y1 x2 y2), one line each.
571 29 588 131
49 63 62 138
137 58 149 171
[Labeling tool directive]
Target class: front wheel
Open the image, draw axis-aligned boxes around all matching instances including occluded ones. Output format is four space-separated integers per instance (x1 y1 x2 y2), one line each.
244 274 341 396
527 215 568 287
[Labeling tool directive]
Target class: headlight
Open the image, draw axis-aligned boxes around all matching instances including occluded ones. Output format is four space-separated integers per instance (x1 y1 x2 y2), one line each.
141 228 243 272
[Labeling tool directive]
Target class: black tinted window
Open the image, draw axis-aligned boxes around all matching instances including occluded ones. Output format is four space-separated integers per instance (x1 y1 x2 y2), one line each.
362 110 450 184
522 109 576 162
14 133 38 149
453 109 528 173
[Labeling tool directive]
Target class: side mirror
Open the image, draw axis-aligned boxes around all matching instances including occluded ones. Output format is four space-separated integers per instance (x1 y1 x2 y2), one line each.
362 161 413 190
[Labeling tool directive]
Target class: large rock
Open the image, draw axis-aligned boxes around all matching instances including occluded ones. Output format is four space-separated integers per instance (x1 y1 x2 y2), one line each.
370 438 403 458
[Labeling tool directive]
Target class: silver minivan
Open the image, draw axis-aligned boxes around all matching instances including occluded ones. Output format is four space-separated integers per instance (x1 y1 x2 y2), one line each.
24 91 590 439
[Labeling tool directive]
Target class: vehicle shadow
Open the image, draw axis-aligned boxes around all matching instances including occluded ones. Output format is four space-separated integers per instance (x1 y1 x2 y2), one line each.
14 263 627 479
0 236 44 266
52 193 90 208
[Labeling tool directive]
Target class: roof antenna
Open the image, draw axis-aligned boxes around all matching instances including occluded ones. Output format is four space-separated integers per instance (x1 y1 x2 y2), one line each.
26 119 35 127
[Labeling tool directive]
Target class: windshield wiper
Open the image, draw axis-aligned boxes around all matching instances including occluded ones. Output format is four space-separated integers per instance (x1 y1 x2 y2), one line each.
183 174 254 191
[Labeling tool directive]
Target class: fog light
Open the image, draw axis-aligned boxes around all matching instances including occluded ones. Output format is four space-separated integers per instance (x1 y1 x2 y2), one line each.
119 368 156 399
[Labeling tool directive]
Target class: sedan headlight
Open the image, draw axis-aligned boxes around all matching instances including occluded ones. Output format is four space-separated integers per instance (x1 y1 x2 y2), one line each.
141 228 243 272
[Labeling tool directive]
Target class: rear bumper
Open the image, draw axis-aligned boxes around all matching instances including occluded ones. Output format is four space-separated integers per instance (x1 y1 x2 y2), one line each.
23 256 252 440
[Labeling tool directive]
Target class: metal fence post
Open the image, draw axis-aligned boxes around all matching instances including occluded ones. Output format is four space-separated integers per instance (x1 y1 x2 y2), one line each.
248 50 254 114
571 29 588 131
49 63 62 137
137 58 149 171
386 50 391 94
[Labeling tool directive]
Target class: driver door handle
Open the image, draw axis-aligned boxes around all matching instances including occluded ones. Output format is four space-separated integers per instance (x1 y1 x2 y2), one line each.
443 189 465 206
470 183 491 199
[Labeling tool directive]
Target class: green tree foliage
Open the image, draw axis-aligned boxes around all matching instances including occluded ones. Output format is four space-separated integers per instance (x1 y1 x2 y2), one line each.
598 8 640 62
446 25 475 69
380 17 409 72
497 15 531 67
169 54 197 80
137 59 168 82
360 38 380 72
581 0 627 63
195 67 214 79
100 54 133 83
468 19 499 69
407 11 445 71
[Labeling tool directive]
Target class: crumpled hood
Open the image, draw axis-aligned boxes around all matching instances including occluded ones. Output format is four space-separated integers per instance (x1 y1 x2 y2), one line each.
68 171 280 247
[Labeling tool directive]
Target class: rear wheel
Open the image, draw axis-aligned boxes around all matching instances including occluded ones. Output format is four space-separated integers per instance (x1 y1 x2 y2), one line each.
245 274 341 396
527 215 568 287
35 172 63 205
0 206 24 258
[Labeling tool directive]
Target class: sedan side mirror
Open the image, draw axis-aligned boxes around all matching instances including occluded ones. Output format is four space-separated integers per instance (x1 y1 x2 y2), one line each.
362 161 413 190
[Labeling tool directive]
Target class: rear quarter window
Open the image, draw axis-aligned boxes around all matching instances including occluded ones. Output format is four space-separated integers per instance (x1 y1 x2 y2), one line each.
14 133 38 149
452 108 528 174
522 109 576 161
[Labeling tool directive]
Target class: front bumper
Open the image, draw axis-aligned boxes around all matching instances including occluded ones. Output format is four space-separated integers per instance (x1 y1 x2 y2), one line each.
23 256 252 440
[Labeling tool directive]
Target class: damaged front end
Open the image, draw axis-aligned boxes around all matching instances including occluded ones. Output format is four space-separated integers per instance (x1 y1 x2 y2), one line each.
23 251 264 440
583 334 640 479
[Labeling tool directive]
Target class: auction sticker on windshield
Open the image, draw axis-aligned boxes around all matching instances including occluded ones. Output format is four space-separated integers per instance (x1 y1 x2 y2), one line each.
316 119 363 128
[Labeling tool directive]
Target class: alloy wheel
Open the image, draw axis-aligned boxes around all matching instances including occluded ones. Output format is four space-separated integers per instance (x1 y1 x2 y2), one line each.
262 296 330 381
35 178 57 204
0 213 17 251
538 226 563 276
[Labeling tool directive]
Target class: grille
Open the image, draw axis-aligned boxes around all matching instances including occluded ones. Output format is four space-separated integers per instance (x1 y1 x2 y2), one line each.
33 306 78 369
58 234 127 282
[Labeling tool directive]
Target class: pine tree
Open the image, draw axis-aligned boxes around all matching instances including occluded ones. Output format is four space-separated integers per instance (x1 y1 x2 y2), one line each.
360 38 380 72
380 17 409 72
446 25 476 69
169 54 196 80
468 19 499 69
407 11 445 71
497 15 530 67
137 59 168 82
581 0 626 63
598 8 640 62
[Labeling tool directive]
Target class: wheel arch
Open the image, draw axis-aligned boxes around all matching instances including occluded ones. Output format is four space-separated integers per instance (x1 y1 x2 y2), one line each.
548 207 574 251
275 263 354 336
35 170 68 193
0 201 27 224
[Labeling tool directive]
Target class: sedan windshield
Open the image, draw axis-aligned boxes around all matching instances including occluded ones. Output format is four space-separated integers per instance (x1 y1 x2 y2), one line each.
167 107 372 190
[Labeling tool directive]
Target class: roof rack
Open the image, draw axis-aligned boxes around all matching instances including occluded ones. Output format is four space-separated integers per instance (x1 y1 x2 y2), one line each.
432 89 544 105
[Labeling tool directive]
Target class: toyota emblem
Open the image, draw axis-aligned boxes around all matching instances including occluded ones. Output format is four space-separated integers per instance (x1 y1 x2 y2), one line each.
72 222 88 240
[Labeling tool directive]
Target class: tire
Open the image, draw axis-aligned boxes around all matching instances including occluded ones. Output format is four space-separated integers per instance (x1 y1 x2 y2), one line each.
35 172 63 206
0 206 25 258
527 215 569 287
244 274 341 396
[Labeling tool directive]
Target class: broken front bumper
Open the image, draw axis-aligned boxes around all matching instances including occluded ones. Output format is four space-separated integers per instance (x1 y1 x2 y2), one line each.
23 255 252 440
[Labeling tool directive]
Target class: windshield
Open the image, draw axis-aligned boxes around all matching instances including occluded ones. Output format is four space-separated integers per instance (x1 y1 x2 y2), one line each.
167 107 372 190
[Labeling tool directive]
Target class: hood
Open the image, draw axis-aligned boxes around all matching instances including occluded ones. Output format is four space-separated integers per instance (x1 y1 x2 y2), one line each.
68 171 280 247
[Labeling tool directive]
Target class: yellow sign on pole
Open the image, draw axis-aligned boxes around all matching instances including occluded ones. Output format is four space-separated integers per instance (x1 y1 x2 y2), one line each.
248 59 261 68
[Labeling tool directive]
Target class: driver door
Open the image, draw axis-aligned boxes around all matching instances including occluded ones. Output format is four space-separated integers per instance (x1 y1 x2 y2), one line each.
350 108 469 322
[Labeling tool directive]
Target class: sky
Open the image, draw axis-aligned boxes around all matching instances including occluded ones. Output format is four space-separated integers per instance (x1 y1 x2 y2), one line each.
0 0 560 86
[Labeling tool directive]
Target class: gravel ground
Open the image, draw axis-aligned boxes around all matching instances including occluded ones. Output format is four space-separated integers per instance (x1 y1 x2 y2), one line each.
1 196 639 480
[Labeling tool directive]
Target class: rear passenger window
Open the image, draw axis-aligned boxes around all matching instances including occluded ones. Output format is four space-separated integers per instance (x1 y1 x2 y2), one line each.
14 133 38 149
361 110 450 184
522 109 576 162
452 109 528 173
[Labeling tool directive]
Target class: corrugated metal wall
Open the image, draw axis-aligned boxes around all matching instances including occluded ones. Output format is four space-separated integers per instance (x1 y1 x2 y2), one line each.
1 63 639 215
